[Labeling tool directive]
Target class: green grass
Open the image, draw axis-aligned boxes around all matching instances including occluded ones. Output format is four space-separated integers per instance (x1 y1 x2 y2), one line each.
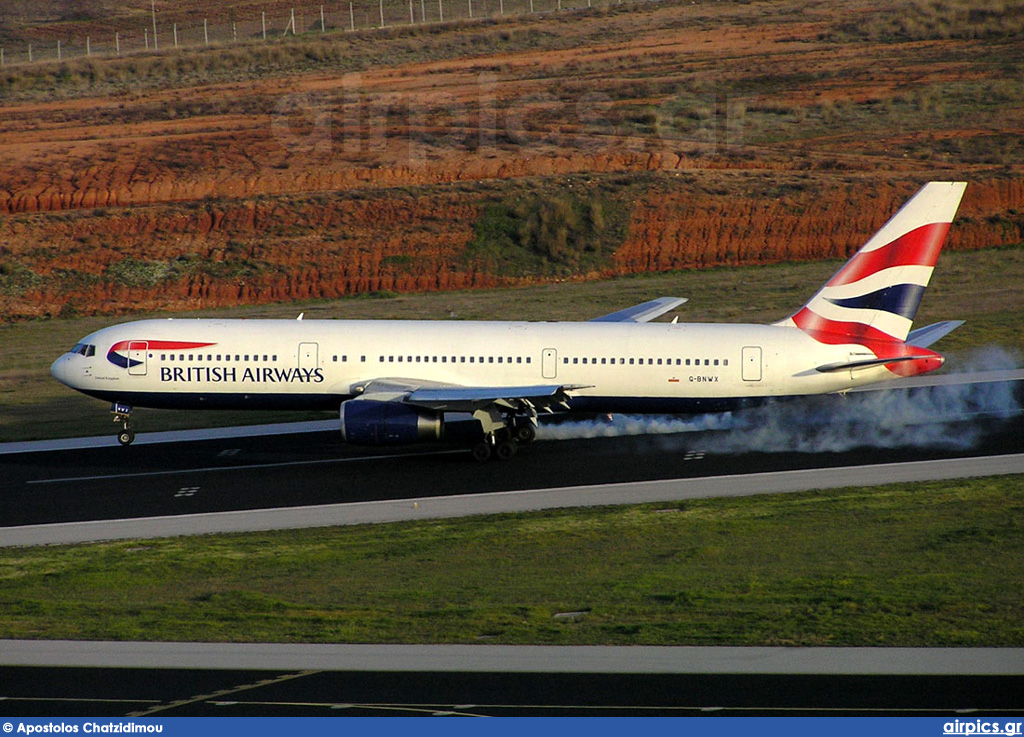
1 247 1021 442
1 476 1022 645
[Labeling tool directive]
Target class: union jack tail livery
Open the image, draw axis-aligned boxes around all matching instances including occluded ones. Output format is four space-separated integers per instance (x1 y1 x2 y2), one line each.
777 181 967 376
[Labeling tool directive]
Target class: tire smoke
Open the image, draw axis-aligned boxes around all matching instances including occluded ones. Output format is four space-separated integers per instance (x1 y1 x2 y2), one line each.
537 347 1021 454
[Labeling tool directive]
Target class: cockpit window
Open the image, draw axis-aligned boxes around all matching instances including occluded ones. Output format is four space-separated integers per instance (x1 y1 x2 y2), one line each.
69 344 96 357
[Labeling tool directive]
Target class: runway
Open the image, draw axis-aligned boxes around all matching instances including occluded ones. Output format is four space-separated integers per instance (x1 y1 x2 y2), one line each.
1 644 1022 717
1 377 1022 547
3 453 1022 547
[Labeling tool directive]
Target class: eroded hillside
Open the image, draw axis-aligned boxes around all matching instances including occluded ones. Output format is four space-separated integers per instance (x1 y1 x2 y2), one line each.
1 0 1022 320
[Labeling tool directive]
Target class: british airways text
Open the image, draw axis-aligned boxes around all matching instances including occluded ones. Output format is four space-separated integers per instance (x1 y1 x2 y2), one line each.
160 367 325 383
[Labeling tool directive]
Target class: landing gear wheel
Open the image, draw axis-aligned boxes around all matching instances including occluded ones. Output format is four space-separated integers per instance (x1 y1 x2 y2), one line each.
495 439 518 461
470 441 492 462
117 429 136 446
514 423 536 444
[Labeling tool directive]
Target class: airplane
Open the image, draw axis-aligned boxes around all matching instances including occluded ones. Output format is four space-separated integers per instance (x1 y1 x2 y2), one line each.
51 181 968 461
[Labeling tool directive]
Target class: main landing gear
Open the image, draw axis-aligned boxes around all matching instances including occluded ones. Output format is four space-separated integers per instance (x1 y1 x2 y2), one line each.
111 402 135 446
468 411 537 462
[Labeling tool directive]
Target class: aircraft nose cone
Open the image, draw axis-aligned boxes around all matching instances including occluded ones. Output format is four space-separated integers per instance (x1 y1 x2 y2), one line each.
50 355 69 385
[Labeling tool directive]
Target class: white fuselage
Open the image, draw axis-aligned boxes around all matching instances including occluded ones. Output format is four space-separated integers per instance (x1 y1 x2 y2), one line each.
51 317 898 414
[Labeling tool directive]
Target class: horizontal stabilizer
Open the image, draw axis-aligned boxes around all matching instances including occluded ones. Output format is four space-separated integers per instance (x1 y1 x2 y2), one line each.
907 320 965 348
815 355 935 373
591 297 687 323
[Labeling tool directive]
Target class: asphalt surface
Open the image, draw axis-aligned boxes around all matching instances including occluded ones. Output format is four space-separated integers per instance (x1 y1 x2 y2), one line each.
3 389 1022 532
1 666 1021 717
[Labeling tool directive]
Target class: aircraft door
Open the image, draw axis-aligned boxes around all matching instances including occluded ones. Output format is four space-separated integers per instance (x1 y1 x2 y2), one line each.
542 348 558 379
128 341 148 376
741 346 762 382
299 342 319 371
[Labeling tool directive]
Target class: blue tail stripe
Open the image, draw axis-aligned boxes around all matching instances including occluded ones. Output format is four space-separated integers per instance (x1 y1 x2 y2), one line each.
825 283 927 321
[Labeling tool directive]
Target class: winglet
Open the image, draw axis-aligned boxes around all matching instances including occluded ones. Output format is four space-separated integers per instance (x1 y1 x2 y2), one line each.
591 297 688 323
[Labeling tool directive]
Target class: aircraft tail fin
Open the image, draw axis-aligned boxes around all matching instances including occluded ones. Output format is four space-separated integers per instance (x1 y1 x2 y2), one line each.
776 181 967 345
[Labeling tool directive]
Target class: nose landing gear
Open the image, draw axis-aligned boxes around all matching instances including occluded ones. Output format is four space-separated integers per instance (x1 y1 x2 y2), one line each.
111 402 135 446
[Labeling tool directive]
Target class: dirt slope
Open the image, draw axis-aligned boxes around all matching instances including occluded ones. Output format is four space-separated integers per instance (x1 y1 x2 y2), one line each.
1 0 1022 320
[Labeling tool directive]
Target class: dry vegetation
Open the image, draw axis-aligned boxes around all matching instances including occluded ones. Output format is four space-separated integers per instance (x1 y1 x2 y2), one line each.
0 0 1022 322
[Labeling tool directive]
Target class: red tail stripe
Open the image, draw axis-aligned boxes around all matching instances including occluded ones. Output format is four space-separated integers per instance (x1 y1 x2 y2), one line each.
792 307 903 345
827 222 951 287
792 309 943 376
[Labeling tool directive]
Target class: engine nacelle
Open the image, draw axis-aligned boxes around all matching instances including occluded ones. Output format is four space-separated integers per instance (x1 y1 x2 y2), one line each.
340 400 443 445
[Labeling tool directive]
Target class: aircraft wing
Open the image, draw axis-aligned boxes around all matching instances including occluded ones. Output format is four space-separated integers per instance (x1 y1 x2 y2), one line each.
590 297 687 323
349 378 582 414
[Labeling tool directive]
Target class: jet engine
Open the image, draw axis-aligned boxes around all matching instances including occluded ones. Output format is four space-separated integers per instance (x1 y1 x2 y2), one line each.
340 400 444 445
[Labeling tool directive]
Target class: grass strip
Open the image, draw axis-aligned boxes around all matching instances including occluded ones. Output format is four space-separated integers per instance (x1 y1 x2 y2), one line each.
1 476 1022 646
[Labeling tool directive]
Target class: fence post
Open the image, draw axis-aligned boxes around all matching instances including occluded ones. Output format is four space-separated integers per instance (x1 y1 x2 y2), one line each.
421 0 426 21
151 0 158 51
28 43 32 62
409 0 414 23
468 0 473 18
439 0 444 22
379 0 385 27
86 37 91 56
291 8 297 34
233 22 237 42
262 12 267 40
145 29 149 49
349 2 355 30
1 47 4 67
321 5 326 32
173 23 178 47
530 0 534 13
204 18 209 45
57 39 62 61
115 33 120 55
